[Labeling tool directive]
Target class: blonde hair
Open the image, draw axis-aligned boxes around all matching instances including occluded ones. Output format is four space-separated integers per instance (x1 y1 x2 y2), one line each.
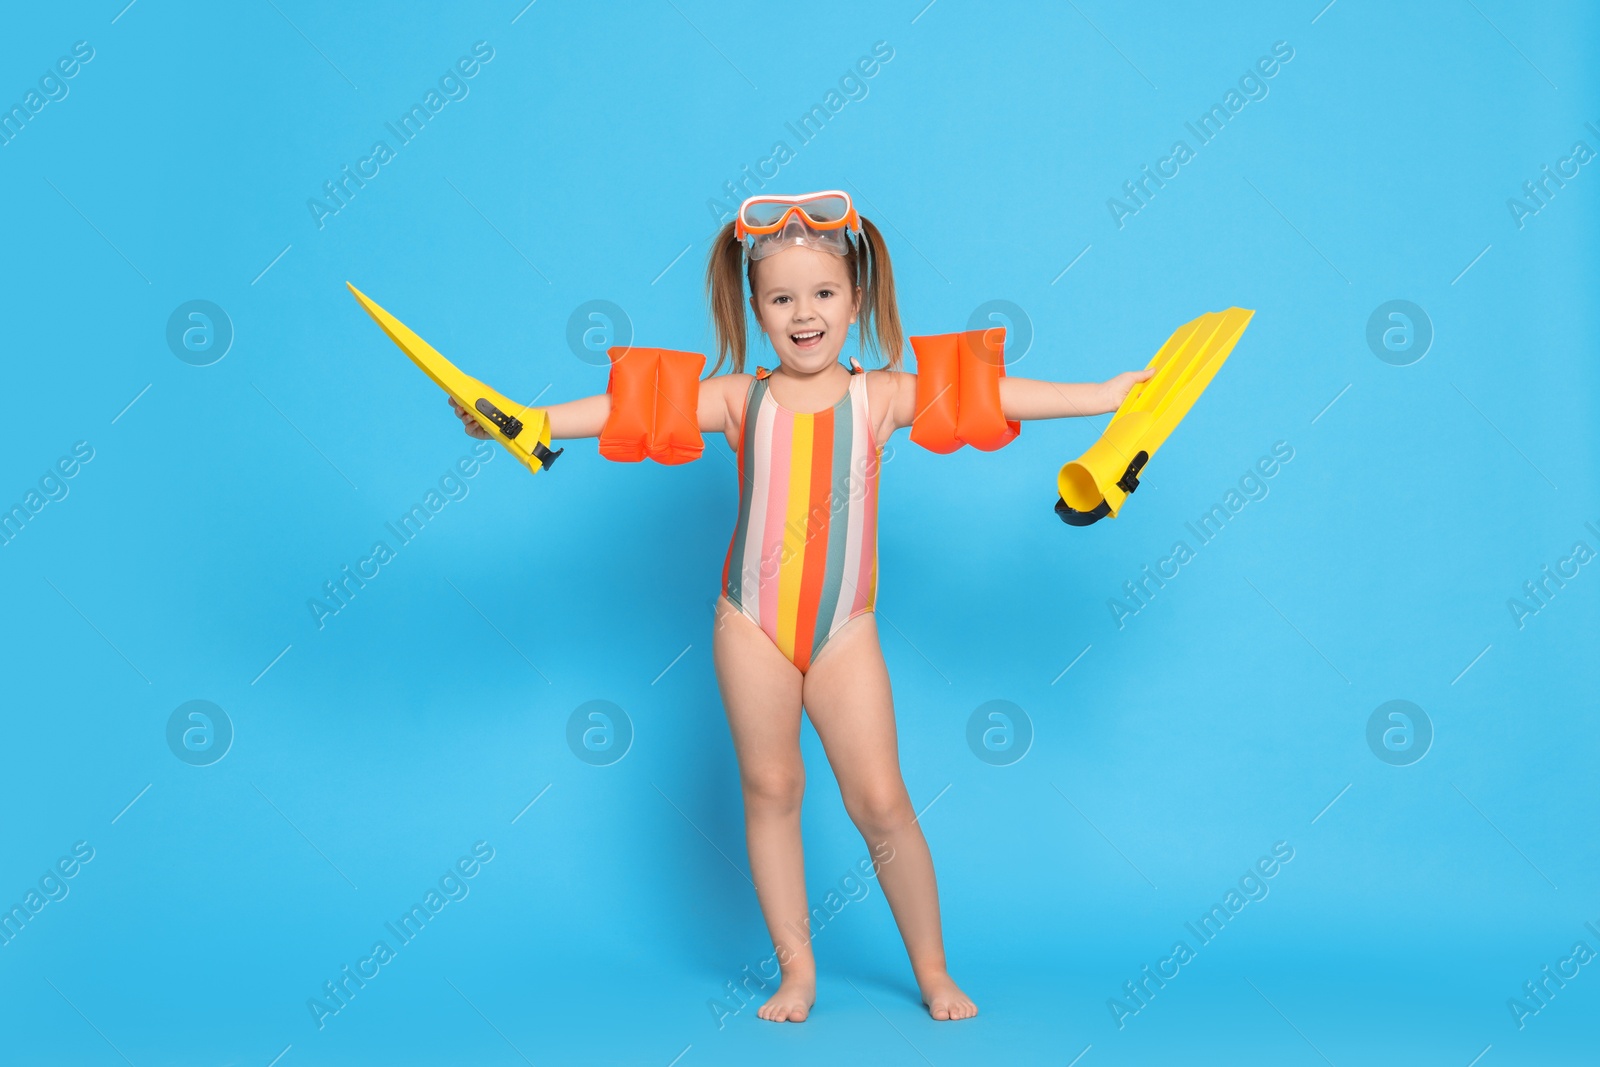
705 217 904 376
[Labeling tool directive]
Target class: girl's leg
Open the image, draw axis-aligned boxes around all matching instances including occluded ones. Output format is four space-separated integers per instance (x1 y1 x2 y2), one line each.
801 614 978 1021
711 595 815 1022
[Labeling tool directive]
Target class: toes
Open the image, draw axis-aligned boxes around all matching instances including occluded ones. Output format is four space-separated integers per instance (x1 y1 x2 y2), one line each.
759 986 818 1023
925 991 980 1021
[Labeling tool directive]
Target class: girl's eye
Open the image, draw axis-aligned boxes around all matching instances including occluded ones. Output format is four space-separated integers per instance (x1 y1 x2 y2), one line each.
771 295 790 305
816 289 834 299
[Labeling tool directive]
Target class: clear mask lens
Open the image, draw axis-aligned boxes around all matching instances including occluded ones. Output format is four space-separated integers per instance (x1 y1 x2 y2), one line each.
742 200 794 228
796 195 849 224
746 215 852 260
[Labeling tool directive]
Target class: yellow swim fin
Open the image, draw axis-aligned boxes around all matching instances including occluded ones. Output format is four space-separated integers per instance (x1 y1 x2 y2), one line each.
1056 307 1253 525
347 283 562 475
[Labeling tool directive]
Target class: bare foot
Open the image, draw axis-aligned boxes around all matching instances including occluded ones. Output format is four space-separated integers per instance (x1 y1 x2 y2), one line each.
757 974 815 1023
919 972 977 1021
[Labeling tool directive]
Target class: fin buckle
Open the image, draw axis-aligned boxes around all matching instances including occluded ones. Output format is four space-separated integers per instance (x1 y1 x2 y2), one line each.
1117 451 1149 495
474 398 524 439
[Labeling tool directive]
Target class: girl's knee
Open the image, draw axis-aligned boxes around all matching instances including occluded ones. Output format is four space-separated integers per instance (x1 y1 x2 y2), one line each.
844 785 913 838
742 767 805 813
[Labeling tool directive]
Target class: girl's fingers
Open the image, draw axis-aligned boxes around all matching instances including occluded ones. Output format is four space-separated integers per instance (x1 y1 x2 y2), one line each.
447 396 490 437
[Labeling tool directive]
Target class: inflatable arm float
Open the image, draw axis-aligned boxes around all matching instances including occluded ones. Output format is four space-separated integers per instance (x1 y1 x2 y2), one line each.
907 327 1020 453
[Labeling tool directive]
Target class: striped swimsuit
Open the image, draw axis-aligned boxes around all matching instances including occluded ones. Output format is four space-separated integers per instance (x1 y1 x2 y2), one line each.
721 364 881 673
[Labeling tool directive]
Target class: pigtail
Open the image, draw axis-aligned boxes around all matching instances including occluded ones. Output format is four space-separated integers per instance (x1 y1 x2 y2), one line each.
855 216 904 370
706 220 748 375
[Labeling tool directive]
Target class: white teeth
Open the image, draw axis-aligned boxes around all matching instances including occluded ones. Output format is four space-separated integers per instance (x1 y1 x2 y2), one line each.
792 331 822 341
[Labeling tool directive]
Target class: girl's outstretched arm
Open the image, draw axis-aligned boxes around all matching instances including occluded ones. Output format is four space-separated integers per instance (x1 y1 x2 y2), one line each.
446 376 743 440
998 369 1155 420
871 367 1155 440
448 394 610 439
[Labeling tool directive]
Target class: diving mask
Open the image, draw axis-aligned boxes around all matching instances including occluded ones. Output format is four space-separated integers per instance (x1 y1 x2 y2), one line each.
736 190 861 261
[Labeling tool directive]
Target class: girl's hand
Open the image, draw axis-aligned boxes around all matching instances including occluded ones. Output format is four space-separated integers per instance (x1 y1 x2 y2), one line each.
1099 368 1156 415
448 396 492 439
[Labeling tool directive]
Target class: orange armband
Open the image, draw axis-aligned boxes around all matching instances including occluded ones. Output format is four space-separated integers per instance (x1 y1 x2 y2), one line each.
598 347 706 464
909 328 1020 453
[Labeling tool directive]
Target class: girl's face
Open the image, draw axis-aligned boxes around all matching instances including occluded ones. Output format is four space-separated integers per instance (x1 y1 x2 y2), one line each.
749 246 860 373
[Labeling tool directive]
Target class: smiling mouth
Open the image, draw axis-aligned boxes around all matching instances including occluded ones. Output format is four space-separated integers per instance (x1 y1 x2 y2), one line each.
790 329 825 349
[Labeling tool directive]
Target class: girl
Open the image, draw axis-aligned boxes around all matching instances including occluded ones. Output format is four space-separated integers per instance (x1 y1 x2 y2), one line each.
448 191 1151 1023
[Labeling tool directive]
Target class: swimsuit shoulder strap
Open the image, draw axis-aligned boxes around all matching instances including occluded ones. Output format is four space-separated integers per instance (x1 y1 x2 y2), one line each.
733 368 772 455
848 361 876 445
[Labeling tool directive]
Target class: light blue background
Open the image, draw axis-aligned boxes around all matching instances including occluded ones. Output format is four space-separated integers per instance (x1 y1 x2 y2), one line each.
1 1 1596 1064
